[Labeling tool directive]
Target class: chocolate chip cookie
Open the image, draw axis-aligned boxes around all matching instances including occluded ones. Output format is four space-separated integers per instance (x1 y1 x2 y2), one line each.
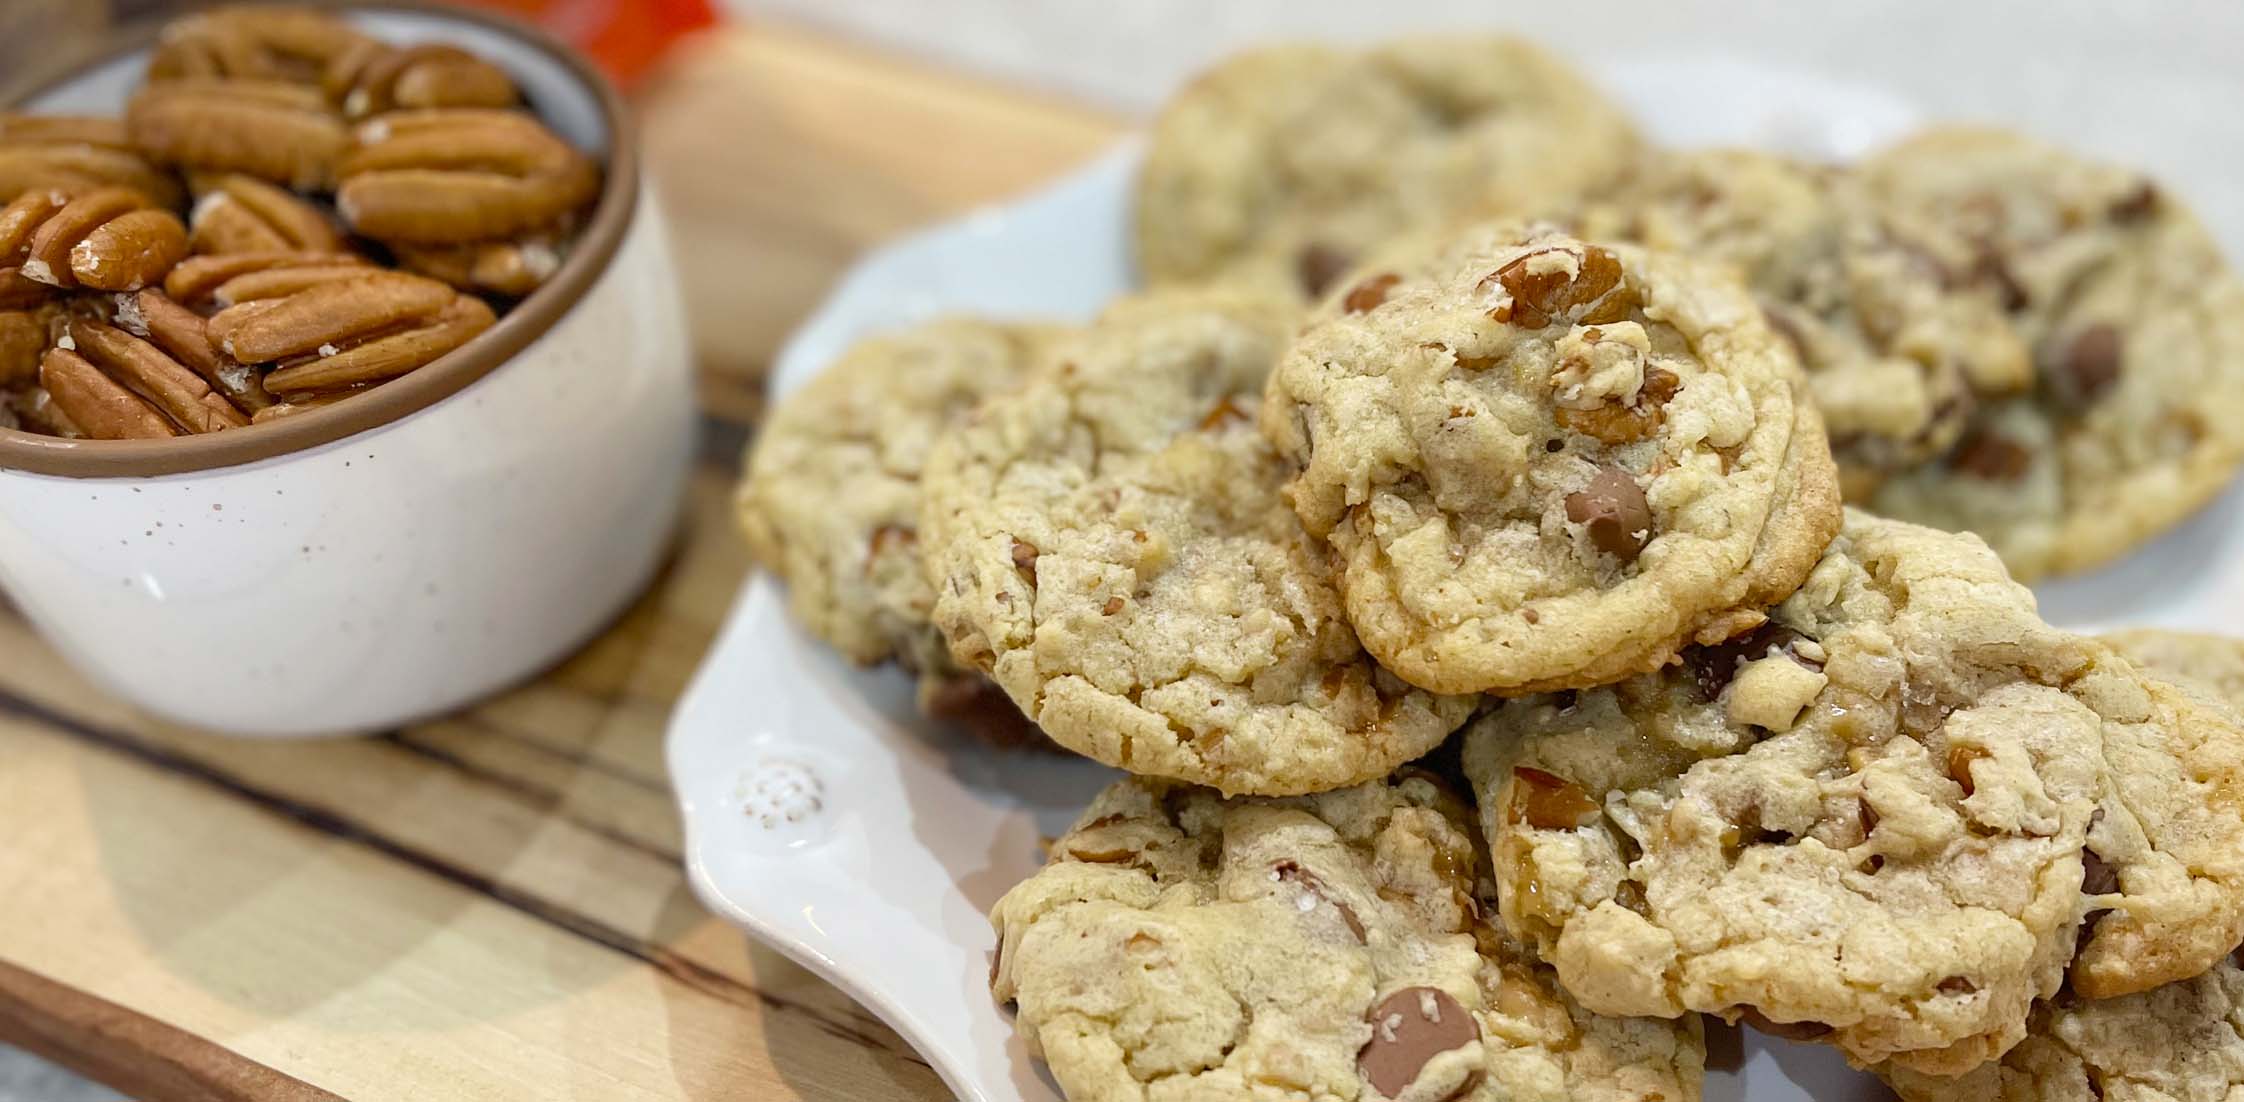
991 772 1706 1101
736 318 1054 745
1262 224 1841 695
1570 149 2031 499
1858 128 2244 580
1884 629 2244 1102
919 290 1475 795
1135 37 1638 300
1463 509 2244 1075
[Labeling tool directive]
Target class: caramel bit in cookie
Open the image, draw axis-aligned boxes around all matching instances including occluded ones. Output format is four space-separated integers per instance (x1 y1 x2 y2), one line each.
865 523 914 568
1564 464 1651 561
1946 745 1989 797
1101 596 1125 615
1009 538 1039 572
1949 428 2034 482
1197 394 1249 430
2044 323 2123 411
1358 986 1479 1098
1297 242 1353 297
1485 244 1630 329
1273 860 1368 943
1508 765 1600 830
1341 272 1400 314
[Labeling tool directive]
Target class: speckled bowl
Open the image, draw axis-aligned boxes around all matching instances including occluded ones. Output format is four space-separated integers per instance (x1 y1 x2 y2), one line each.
0 3 696 736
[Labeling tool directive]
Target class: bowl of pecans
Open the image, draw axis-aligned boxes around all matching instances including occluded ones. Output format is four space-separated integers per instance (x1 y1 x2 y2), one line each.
0 2 695 735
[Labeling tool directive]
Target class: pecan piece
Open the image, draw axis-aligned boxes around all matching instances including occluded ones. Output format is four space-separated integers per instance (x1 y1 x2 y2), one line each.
147 6 373 86
1485 244 1636 329
0 114 182 208
326 42 519 119
188 174 347 255
206 270 493 394
392 234 563 298
39 347 177 439
337 109 600 243
66 317 248 433
0 303 60 385
1 383 82 437
127 79 347 191
1553 365 1681 445
250 386 370 424
18 187 188 292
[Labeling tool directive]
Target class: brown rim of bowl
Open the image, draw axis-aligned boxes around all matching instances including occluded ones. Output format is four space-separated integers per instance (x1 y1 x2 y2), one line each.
0 0 640 480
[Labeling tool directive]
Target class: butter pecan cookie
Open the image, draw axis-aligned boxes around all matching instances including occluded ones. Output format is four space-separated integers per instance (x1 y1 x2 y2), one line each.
1883 629 2244 1102
1262 224 1841 695
991 772 1706 1102
921 290 1473 795
1135 37 1638 300
1571 149 2031 498
737 318 1056 745
1858 128 2244 580
1463 510 2244 1075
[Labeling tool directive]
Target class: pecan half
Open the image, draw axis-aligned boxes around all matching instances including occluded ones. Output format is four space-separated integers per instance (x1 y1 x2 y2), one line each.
120 289 274 414
1486 244 1637 329
206 270 493 394
336 109 600 243
250 385 370 423
392 234 562 297
0 114 183 208
0 303 60 385
326 42 520 119
66 317 248 433
18 187 188 292
147 6 372 86
188 174 347 255
127 79 347 190
1 383 82 437
163 250 371 306
39 347 177 439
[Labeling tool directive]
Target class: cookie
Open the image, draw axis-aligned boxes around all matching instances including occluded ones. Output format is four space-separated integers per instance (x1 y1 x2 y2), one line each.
1135 37 1638 300
1571 149 2030 498
1462 510 2244 1075
1858 128 2244 580
919 290 1474 796
736 318 1054 741
1883 630 2244 1102
1262 223 1841 695
990 772 1706 1102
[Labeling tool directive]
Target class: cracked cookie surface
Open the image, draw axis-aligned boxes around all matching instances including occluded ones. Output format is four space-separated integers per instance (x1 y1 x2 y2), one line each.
1262 223 1840 695
1884 629 2244 1102
919 290 1473 795
736 318 1055 742
990 772 1705 1102
1857 128 2244 580
1463 510 2244 1075
1135 37 1638 301
1570 149 2030 499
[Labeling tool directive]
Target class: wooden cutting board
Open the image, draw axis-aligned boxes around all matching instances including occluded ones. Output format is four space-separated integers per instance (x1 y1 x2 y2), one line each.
0 23 1117 1101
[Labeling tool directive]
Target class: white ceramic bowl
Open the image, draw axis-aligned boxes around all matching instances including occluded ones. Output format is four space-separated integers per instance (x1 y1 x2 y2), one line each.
0 5 696 736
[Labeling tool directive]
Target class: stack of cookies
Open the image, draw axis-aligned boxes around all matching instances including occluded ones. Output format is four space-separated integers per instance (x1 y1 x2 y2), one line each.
737 34 2244 1102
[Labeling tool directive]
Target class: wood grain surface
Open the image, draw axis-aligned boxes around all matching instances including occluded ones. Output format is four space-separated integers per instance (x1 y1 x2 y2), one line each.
0 22 1117 1101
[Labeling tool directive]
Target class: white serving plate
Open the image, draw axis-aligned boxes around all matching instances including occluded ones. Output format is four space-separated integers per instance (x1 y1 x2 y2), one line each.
668 55 2244 1102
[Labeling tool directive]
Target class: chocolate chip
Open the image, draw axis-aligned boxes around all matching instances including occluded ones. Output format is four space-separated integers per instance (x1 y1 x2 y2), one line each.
1949 429 2033 482
1342 272 1400 314
2045 324 2123 410
1010 538 1039 572
1735 1008 1832 1042
2230 942 2244 970
1544 438 1563 453
2081 847 2119 897
1359 986 1479 1097
1564 465 1651 561
1298 243 1353 297
1274 860 1368 943
2110 180 2160 223
1686 623 1814 702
